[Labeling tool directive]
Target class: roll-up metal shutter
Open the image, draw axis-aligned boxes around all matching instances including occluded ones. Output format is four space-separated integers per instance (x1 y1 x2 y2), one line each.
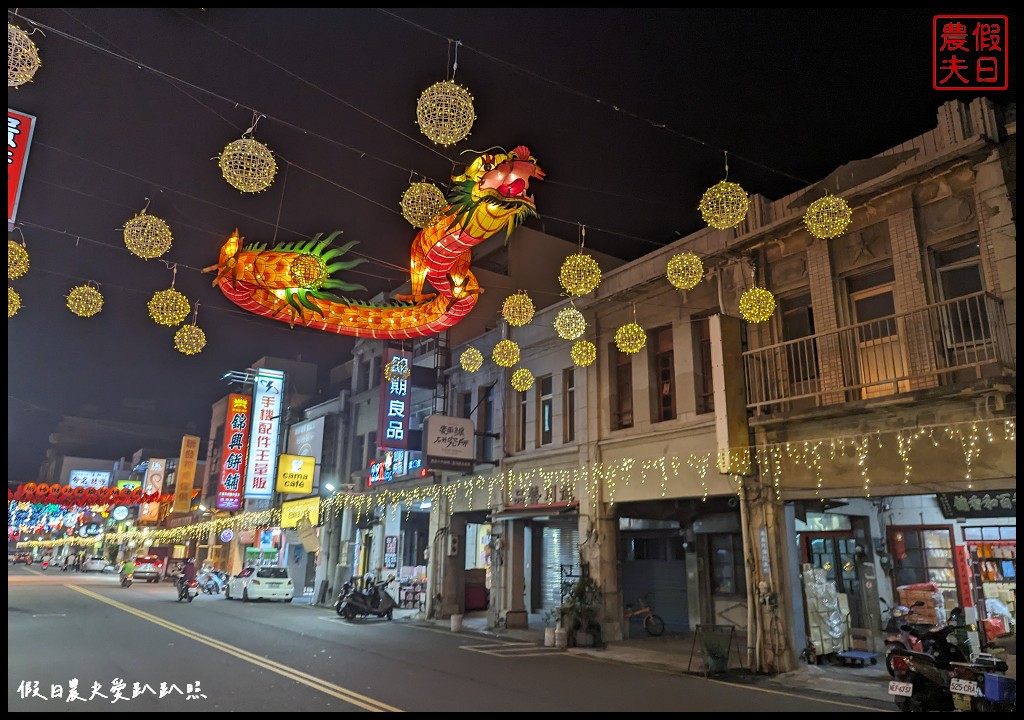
540 519 579 610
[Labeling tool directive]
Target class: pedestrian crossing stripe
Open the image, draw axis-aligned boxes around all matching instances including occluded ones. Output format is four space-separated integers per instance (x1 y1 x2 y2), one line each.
460 642 565 657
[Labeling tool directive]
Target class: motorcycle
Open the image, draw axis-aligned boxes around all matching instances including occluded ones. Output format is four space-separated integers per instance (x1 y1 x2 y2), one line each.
335 574 397 621
41 560 49 571
120 573 133 588
177 578 200 603
882 599 930 672
887 606 971 712
199 570 225 595
949 653 1015 712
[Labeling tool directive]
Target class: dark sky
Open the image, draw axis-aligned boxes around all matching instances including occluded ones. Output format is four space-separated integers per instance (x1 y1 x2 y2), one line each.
7 8 1015 481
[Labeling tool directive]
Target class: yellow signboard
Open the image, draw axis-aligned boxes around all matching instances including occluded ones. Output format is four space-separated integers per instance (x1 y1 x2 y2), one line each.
281 496 320 529
275 454 315 495
172 435 201 514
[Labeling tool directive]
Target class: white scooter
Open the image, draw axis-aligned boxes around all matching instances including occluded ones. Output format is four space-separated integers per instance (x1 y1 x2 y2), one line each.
177 578 200 602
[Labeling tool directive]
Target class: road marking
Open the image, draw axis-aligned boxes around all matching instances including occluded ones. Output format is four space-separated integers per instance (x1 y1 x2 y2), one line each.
67 584 402 712
458 641 567 658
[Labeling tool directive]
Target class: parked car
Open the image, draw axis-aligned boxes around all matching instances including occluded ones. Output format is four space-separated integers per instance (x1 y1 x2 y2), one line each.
82 556 108 572
12 552 33 565
225 566 294 603
132 555 166 583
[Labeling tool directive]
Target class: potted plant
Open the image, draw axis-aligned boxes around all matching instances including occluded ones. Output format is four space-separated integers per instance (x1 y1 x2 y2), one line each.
558 575 603 648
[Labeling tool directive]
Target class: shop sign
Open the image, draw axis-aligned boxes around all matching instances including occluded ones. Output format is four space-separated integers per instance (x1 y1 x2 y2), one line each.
505 480 574 509
275 453 315 495
424 415 474 471
245 369 284 499
368 448 422 485
8 108 36 227
172 435 201 513
139 459 166 523
377 346 412 450
220 529 234 543
937 490 1015 519
281 497 320 529
217 394 251 511
384 535 399 570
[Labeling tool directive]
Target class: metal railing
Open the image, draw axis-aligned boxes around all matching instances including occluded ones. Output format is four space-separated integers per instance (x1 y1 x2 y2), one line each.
744 292 1013 413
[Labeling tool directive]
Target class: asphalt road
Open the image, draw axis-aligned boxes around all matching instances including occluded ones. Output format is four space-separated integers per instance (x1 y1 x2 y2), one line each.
8 564 889 712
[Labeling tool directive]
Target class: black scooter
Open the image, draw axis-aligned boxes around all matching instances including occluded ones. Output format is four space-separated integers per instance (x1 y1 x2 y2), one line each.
335 575 397 621
887 607 970 712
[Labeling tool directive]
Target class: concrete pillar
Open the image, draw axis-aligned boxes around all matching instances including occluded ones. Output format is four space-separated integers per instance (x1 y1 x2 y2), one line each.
502 519 528 628
441 514 467 618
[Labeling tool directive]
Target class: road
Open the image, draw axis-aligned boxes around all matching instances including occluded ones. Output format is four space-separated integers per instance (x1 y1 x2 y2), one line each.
8 564 889 712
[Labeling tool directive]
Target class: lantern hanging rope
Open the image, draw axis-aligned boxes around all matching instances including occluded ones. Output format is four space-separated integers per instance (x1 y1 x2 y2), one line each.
400 181 448 228
8 230 30 280
148 264 190 326
415 41 475 146
501 290 535 327
460 346 483 373
66 283 104 318
8 22 41 88
510 367 535 392
553 304 587 340
9 286 22 318
570 339 597 367
803 193 853 240
217 114 277 193
123 200 173 260
666 252 704 291
492 338 520 368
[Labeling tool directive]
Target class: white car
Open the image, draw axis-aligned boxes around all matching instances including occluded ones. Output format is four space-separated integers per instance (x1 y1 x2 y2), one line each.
225 566 294 603
82 556 108 572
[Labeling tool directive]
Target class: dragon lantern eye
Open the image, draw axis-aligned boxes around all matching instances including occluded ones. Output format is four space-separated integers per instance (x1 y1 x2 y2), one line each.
481 163 494 171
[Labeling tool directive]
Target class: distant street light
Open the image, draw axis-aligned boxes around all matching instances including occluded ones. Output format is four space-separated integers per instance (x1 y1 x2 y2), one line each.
324 483 335 493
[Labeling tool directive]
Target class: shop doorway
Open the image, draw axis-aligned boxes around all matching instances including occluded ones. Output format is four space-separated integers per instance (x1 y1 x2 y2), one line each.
800 532 866 629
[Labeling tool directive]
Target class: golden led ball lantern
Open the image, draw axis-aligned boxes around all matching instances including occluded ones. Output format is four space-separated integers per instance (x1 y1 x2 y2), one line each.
218 135 278 193
510 367 535 392
174 324 207 355
8 23 41 88
803 194 853 240
416 80 476 147
570 339 597 367
666 252 704 291
614 322 647 354
553 306 587 340
123 210 173 260
491 339 520 368
400 182 448 228
501 291 535 327
383 357 411 382
559 253 602 297
9 240 29 280
739 286 776 323
698 180 750 230
8 286 22 318
66 284 104 318
460 346 483 373
147 287 191 326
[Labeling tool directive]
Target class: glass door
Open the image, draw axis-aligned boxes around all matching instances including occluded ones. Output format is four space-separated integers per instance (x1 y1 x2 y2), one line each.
847 268 908 399
802 533 865 628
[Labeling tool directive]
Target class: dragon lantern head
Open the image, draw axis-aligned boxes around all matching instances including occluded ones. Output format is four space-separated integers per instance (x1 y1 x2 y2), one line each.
446 145 545 235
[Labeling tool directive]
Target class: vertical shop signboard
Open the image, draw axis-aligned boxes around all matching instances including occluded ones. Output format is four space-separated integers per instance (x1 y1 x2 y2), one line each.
954 545 974 608
377 346 411 451
8 108 36 228
172 435 201 513
245 368 284 502
384 535 399 570
216 393 251 511
139 459 166 523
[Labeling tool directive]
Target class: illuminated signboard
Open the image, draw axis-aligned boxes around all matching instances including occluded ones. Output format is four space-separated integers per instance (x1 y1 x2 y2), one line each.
275 453 315 495
245 368 284 500
8 108 36 227
368 449 423 486
139 459 166 523
281 496 321 529
424 415 474 471
216 393 251 511
377 346 411 451
68 470 111 490
172 435 201 513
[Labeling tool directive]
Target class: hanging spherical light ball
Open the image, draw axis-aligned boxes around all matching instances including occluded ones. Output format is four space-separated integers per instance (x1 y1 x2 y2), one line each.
174 324 207 355
559 253 602 297
8 286 22 318
501 291 535 327
570 339 597 367
8 239 29 279
553 306 587 340
739 286 777 323
123 210 174 260
666 252 704 291
460 346 483 373
147 287 190 326
8 23 41 88
415 80 476 147
491 339 520 368
698 180 750 230
803 194 853 240
400 182 448 228
66 284 104 317
217 135 278 193
614 322 647 354
510 367 535 393
383 357 411 382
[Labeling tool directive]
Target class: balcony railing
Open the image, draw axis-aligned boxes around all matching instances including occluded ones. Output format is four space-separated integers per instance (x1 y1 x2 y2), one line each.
743 292 1013 414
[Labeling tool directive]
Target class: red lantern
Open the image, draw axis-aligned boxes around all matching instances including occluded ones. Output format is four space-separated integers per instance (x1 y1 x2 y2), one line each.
23 482 37 494
131 488 143 503
72 487 87 504
49 483 62 495
61 485 75 499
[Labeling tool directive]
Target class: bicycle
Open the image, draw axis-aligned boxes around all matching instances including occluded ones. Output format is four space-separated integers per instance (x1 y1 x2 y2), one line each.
624 596 665 636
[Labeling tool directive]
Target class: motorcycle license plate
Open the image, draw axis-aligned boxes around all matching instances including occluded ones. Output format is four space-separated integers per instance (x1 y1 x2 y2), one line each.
949 678 978 696
888 681 913 697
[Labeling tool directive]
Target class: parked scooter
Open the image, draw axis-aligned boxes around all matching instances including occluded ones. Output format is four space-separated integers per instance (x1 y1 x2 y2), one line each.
949 652 1015 712
882 599 930 672
887 607 971 712
335 574 397 620
199 569 225 595
177 578 200 603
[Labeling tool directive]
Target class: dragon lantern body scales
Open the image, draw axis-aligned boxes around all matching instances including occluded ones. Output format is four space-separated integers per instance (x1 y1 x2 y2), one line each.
204 145 544 340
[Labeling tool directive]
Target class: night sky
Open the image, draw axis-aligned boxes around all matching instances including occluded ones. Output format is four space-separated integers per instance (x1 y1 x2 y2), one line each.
7 8 1015 482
